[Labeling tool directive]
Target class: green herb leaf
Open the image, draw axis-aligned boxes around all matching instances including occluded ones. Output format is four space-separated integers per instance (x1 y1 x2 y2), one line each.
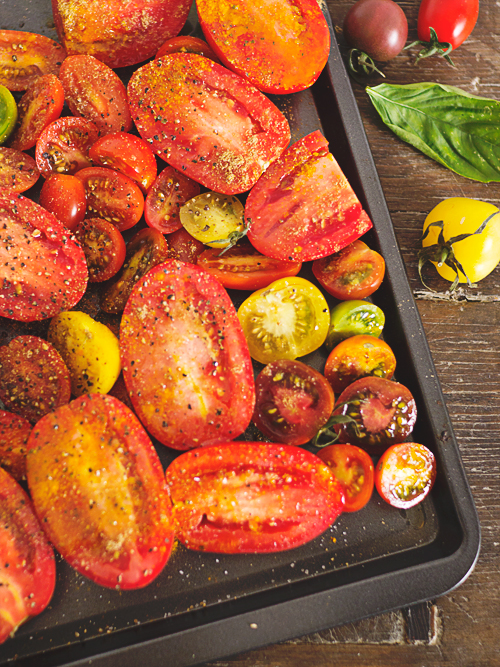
366 82 500 183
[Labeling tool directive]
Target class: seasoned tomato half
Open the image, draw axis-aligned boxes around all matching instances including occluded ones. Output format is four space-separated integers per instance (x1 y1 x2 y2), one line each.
35 116 99 178
120 259 255 450
127 53 290 195
0 30 66 91
317 444 374 512
26 393 174 589
0 147 39 193
145 166 201 235
166 442 345 553
155 35 219 62
375 442 436 509
0 410 31 481
74 217 126 283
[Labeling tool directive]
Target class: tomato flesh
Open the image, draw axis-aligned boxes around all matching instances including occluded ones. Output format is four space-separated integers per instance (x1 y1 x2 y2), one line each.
0 147 39 193
317 444 374 512
145 166 201 235
376 442 436 509
156 35 219 62
0 84 17 144
75 217 126 283
0 30 66 91
0 411 31 481
35 116 99 178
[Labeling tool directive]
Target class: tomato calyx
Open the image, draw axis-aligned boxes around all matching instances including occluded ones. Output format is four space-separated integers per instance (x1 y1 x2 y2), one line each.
347 49 385 79
312 406 361 448
405 27 454 67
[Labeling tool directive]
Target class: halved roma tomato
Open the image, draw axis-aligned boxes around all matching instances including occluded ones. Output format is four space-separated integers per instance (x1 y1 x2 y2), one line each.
155 35 219 62
253 359 335 445
127 53 290 194
317 444 374 512
166 442 345 553
39 173 87 231
0 410 31 481
0 30 66 91
26 393 174 589
145 166 201 235
0 194 88 321
75 217 126 283
197 0 330 94
35 116 99 178
0 465 55 644
246 131 373 262
0 147 39 192
375 442 436 509
120 259 255 450
197 241 302 290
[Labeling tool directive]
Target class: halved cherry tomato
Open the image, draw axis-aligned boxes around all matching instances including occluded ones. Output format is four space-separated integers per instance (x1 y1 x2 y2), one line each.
26 393 174 589
74 217 126 282
120 259 255 450
326 300 385 349
246 131 373 262
75 166 144 232
166 227 206 264
8 74 64 151
0 465 56 644
180 191 246 249
0 335 71 423
0 410 31 481
0 193 88 321
197 242 302 290
39 173 86 231
312 240 386 300
145 166 201 235
253 359 335 445
156 35 219 62
35 116 99 178
317 444 374 512
0 146 39 192
166 442 345 553
237 276 330 364
375 442 436 509
0 30 66 91
59 55 132 135
89 132 157 193
127 52 290 195
100 227 170 314
324 335 396 393
0 85 17 144
197 0 330 94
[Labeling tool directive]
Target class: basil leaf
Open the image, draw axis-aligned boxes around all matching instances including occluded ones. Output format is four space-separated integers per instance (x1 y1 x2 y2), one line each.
366 82 500 183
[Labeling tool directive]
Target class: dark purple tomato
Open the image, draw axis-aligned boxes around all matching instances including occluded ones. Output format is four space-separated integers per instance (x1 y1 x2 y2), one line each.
343 0 408 61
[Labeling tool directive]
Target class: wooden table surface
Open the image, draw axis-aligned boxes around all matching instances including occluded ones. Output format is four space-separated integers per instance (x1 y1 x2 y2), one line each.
202 1 500 666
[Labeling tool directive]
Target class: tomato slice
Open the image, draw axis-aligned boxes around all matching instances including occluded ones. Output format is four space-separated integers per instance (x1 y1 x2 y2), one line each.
120 259 255 450
237 276 330 364
326 300 385 349
145 166 201 235
375 442 436 509
59 55 132 135
75 166 144 232
75 217 126 282
156 35 219 62
253 359 335 446
0 465 55 644
0 146 39 192
35 116 99 178
127 52 290 195
317 444 374 512
0 410 31 481
26 393 174 589
166 442 345 553
197 242 302 290
312 240 386 300
0 84 17 144
165 227 206 264
39 173 87 231
8 74 65 151
197 0 330 94
0 30 66 91
0 194 88 321
0 335 71 423
180 191 246 249
246 131 373 262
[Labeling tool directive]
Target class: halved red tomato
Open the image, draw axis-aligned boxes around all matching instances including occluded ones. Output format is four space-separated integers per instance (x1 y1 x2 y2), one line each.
375 442 436 509
317 444 374 512
155 35 219 62
0 147 39 192
0 30 66 91
0 410 31 481
145 166 201 235
59 55 132 135
35 116 99 178
197 0 330 94
0 194 88 321
39 173 87 231
75 217 126 283
197 242 302 290
127 53 290 194
120 259 255 450
26 393 174 589
166 442 345 553
0 465 55 644
166 227 206 263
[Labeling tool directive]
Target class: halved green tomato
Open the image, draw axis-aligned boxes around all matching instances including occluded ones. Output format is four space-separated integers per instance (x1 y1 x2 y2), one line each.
238 276 330 364
326 300 385 350
0 84 17 144
179 191 245 248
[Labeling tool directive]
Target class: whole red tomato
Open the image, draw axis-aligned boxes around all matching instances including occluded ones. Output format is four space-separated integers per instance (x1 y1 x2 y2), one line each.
417 0 479 49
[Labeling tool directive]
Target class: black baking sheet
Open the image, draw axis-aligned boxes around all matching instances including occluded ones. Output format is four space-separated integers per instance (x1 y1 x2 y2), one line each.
0 2 480 666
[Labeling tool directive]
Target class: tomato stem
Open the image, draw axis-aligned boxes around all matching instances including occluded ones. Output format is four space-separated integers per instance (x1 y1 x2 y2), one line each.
214 227 249 255
312 412 361 448
347 49 385 79
404 27 455 67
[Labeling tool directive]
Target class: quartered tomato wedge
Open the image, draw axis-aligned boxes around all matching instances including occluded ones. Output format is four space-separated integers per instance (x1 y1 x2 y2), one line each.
35 116 99 178
74 217 126 283
0 30 66 91
246 131 373 262
317 444 374 512
39 173 87 231
197 0 330 94
0 411 31 481
0 147 39 192
0 194 88 321
375 442 436 509
156 35 219 62
120 259 255 450
26 393 174 589
166 442 345 553
145 166 201 235
127 52 290 194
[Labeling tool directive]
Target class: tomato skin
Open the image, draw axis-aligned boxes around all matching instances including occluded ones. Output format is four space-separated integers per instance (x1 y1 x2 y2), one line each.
35 116 99 178
155 36 219 62
127 53 291 195
312 240 386 300
0 30 66 91
417 0 478 50
375 442 436 509
0 465 56 644
145 166 201 235
246 131 373 262
166 442 345 554
26 393 174 589
317 444 374 512
0 410 31 481
120 259 255 450
0 147 40 193
75 217 126 283
39 173 87 231
343 0 408 62
253 359 335 446
0 193 88 322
